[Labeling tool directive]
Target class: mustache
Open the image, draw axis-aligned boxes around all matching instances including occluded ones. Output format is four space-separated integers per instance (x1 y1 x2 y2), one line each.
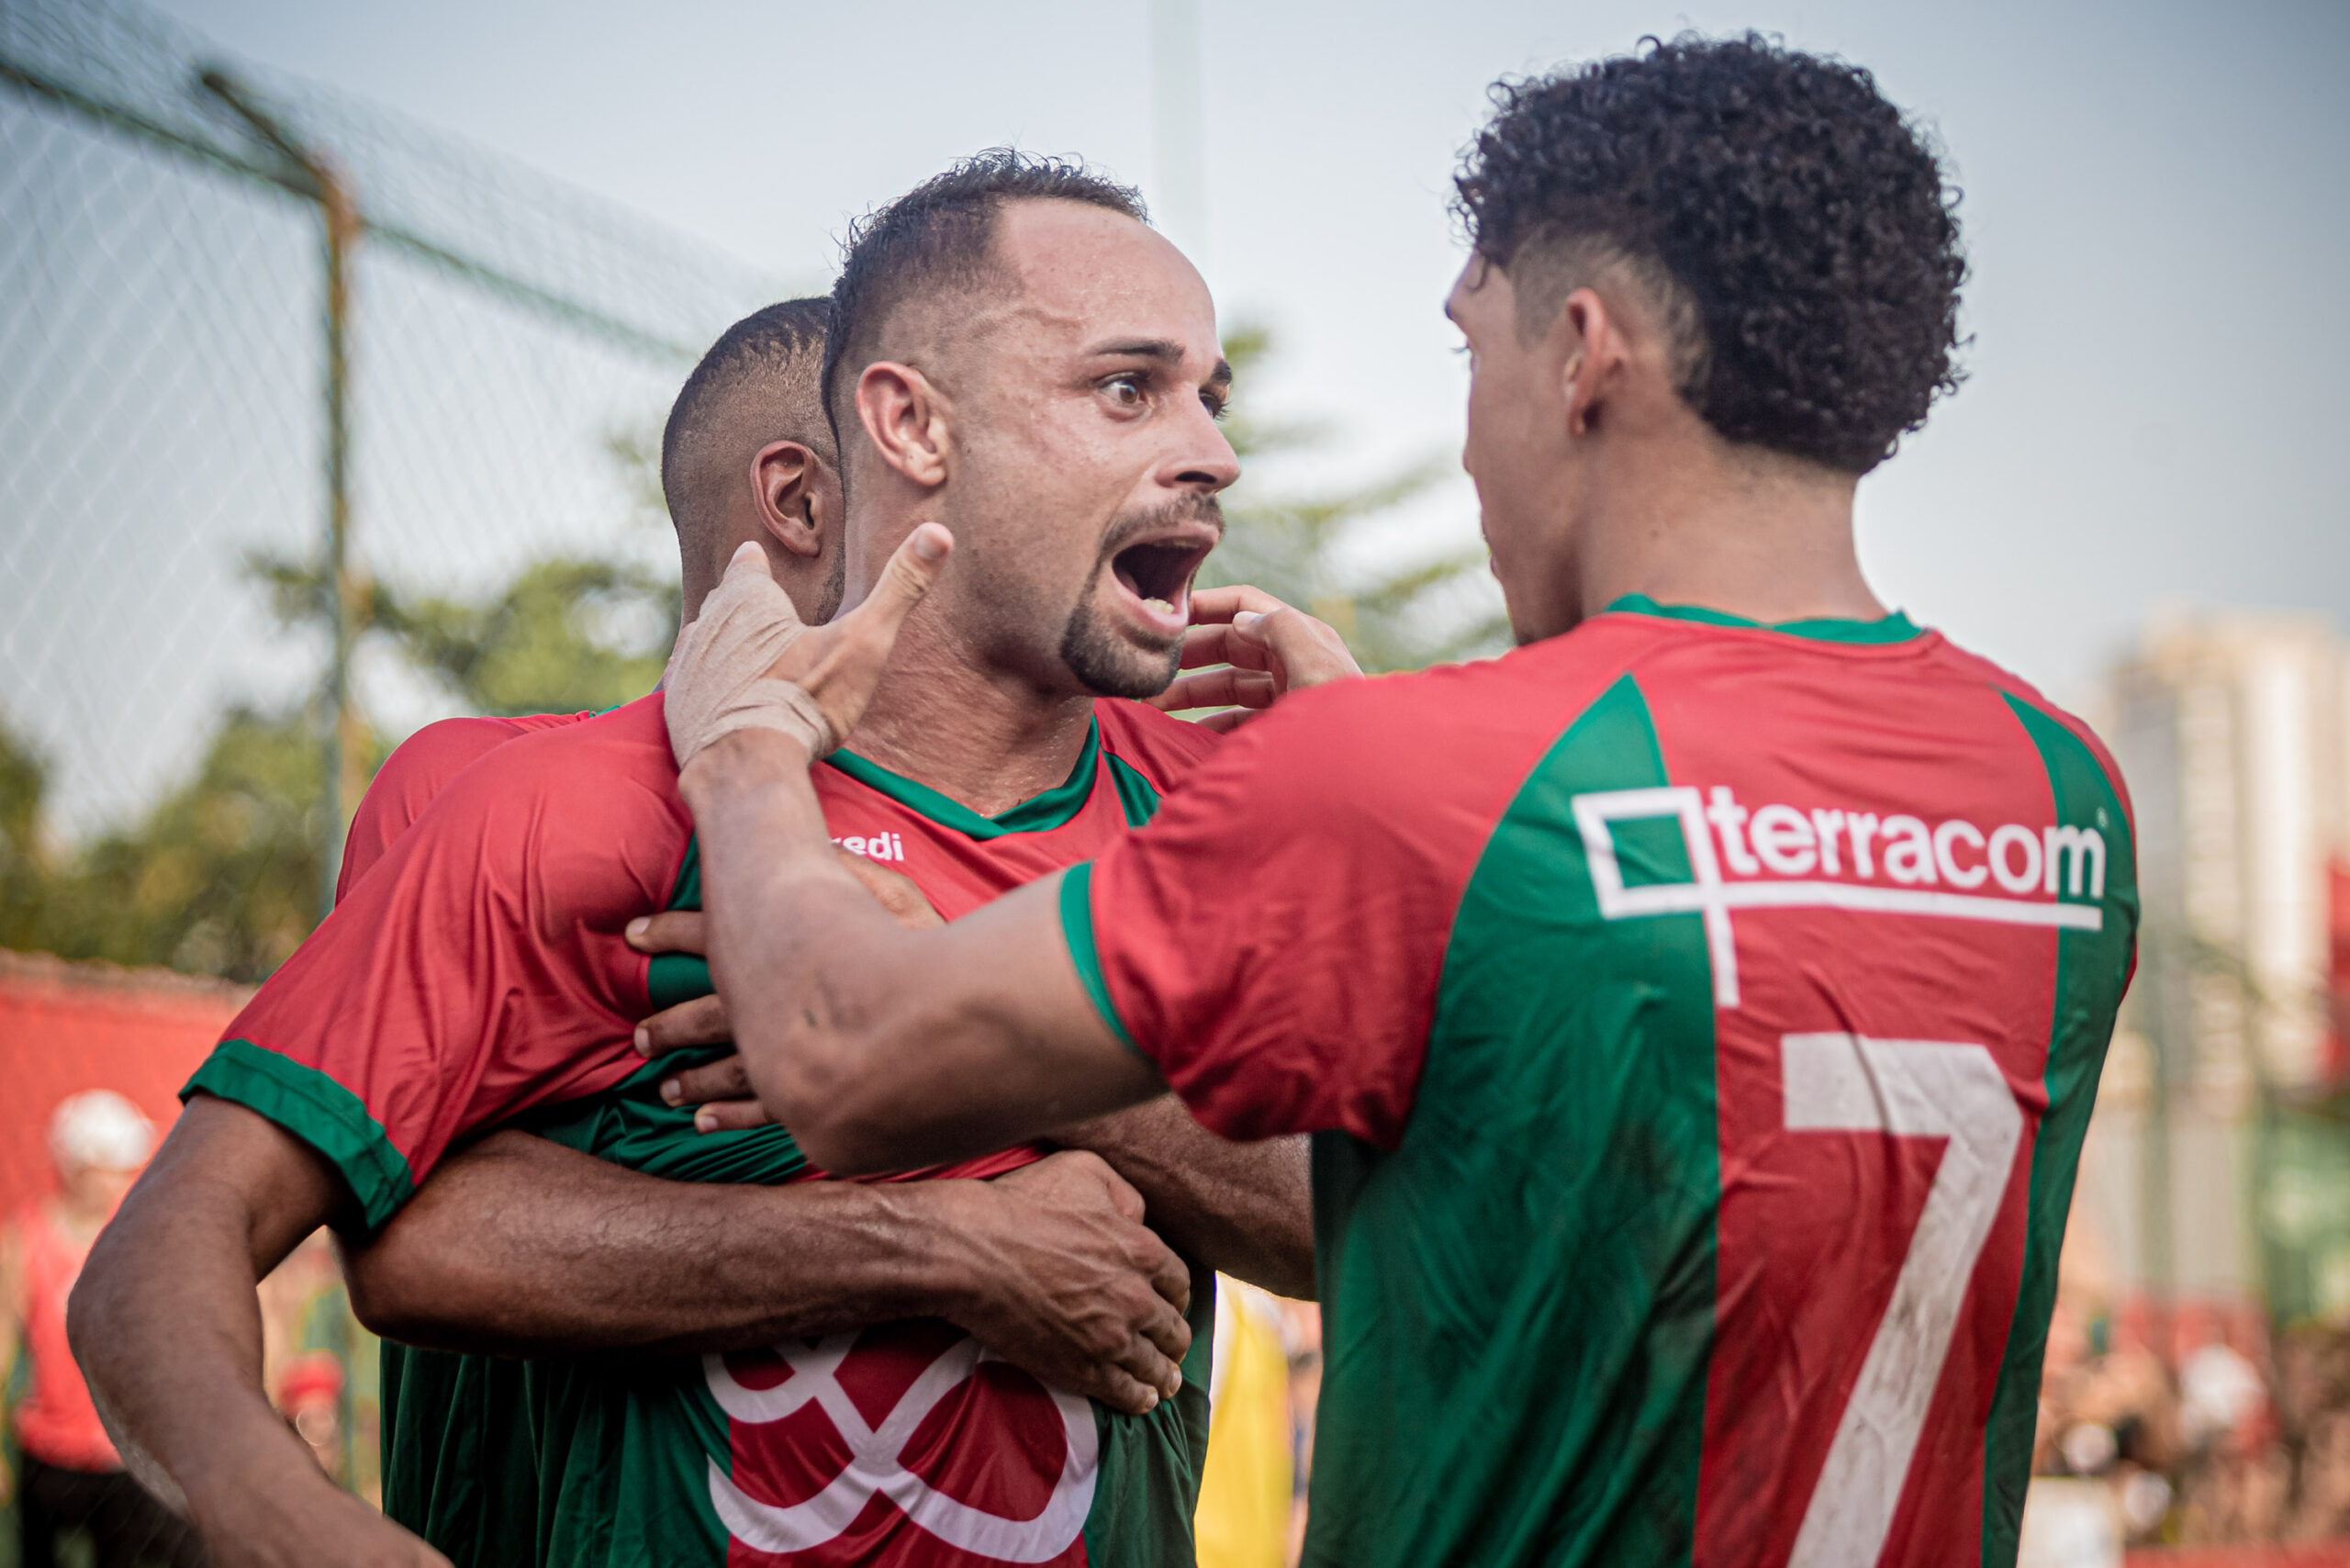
1094 494 1226 563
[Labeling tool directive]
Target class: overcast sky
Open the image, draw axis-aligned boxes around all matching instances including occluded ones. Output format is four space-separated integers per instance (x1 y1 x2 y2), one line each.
149 0 2350 705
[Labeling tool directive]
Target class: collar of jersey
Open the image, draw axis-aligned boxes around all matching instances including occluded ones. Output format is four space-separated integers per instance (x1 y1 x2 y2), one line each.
1605 593 1924 645
823 718 1101 839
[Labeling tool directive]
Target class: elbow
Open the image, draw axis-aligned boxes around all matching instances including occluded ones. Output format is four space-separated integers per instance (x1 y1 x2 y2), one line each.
64 1223 134 1394
341 1249 425 1343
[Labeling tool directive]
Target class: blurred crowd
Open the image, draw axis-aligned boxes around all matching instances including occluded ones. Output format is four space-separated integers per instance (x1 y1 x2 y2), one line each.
4 1092 364 1568
2036 1293 2350 1551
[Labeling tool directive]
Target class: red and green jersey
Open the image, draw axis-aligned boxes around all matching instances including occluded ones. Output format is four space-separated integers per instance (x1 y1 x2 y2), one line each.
185 693 1222 1567
1064 598 2139 1568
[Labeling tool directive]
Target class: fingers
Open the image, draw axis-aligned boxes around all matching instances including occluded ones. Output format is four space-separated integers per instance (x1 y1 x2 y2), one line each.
1231 604 1362 688
796 523 953 743
1115 1300 1190 1396
659 1054 755 1108
1082 1366 1169 1417
624 910 707 957
690 1098 772 1133
1194 707 1260 734
1139 1234 1193 1317
632 994 730 1056
1171 622 1276 675
1147 666 1278 714
1184 583 1292 625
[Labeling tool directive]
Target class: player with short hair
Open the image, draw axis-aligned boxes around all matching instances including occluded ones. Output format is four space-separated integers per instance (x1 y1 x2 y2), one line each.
73 216 1333 1568
666 38 2141 1568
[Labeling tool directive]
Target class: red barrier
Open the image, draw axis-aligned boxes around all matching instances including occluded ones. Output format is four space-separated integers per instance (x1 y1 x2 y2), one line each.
0 948 246 1214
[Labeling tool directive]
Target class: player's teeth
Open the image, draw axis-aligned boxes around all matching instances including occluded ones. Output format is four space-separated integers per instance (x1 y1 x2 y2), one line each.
1144 597 1174 614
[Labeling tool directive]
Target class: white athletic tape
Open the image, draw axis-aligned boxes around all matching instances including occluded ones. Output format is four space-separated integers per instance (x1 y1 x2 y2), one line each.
664 545 837 767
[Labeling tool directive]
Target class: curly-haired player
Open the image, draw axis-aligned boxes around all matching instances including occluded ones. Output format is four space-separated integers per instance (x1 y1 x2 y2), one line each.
662 35 2139 1568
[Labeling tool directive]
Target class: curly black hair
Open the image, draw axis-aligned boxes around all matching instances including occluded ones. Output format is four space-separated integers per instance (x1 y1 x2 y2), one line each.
1454 34 1966 475
822 150 1147 456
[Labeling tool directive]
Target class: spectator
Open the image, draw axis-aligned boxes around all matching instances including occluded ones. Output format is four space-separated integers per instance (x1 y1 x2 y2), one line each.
1 1091 203 1567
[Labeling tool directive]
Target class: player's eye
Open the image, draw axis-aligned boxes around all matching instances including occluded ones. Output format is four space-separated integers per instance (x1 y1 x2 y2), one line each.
1201 389 1228 420
1103 374 1147 409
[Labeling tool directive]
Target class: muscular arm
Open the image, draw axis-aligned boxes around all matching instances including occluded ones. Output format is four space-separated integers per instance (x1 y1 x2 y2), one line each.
1057 1103 1315 1301
344 1129 1193 1410
345 1130 976 1355
69 1096 446 1568
627 912 1316 1299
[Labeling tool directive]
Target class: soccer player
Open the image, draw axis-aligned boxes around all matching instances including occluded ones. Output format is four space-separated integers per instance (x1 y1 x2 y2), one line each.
73 217 1331 1568
666 39 2143 1568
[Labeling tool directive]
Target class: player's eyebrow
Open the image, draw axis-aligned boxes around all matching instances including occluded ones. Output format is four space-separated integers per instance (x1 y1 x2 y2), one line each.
1087 337 1232 388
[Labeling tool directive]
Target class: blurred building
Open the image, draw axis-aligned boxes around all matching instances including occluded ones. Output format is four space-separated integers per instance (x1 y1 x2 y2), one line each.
2078 610 2350 1350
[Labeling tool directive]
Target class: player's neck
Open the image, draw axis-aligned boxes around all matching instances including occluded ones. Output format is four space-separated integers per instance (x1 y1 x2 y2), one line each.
841 605 1096 822
1576 435 1881 627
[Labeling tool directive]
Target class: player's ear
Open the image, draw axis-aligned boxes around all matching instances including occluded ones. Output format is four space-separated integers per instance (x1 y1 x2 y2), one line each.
1558 287 1606 440
752 440 824 560
856 363 950 490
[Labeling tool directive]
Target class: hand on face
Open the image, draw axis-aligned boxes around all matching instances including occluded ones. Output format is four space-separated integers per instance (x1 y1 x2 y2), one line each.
1147 583 1364 731
625 850 946 1133
665 529 953 773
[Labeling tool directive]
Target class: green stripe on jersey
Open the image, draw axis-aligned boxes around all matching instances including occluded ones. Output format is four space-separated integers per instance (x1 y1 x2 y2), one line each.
1606 593 1923 645
1304 674 1718 1568
1978 695 2139 1564
1058 863 1139 1053
1105 749 1163 827
827 719 1103 838
183 1039 416 1232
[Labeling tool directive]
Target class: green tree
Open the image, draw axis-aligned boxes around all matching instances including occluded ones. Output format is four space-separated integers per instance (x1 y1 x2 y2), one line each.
1206 325 1506 672
382 557 677 717
0 723 50 955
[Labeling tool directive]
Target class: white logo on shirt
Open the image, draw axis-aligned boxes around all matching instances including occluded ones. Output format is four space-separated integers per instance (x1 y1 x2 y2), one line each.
832 831 906 863
1572 785 2108 1008
702 1335 1096 1561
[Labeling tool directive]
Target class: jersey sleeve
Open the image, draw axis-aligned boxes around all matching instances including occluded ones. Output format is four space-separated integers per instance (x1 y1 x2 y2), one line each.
1064 672 1525 1147
338 718 524 900
186 720 688 1233
338 711 599 900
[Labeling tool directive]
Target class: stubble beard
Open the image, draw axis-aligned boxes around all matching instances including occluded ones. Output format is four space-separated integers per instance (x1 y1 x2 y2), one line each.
1058 599 1182 700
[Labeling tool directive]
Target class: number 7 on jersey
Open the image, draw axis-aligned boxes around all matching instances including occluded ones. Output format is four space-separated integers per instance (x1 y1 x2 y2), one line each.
1780 1033 2026 1568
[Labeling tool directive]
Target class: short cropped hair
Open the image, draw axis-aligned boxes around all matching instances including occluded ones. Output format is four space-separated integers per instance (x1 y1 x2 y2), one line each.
1454 34 1967 474
821 150 1148 452
661 297 833 550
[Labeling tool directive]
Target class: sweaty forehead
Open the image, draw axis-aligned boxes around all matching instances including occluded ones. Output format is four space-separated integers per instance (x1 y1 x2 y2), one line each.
987 200 1216 360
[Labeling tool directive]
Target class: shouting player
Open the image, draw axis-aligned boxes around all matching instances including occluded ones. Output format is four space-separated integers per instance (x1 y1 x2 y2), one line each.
73 157 1342 1568
666 38 2141 1568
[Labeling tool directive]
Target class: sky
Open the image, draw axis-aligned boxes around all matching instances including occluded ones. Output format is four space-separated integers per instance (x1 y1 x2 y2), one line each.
144 0 2350 707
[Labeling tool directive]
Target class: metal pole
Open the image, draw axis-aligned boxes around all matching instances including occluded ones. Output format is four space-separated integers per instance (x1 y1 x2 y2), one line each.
197 72 362 923
319 167 361 920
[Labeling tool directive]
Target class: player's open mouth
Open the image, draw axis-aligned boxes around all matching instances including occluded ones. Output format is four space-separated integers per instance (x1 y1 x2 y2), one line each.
1108 527 1215 635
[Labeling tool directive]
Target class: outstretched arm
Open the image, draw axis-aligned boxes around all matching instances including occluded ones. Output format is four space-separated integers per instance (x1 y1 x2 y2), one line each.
629 910 1317 1300
343 1130 1194 1411
70 1096 448 1568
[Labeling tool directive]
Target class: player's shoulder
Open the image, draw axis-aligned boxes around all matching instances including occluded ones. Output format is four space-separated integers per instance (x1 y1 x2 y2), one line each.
1093 698 1222 791
374 715 535 796
411 694 684 839
1931 638 2135 815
